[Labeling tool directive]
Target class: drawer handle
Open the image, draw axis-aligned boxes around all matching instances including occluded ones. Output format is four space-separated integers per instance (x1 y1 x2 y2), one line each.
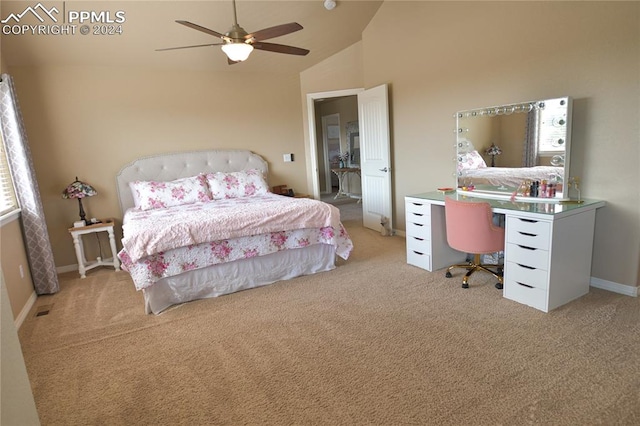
516 281 534 289
519 218 538 223
517 245 536 251
412 223 424 227
516 263 535 270
412 250 424 255
412 203 423 206
413 237 424 241
412 213 424 217
518 232 537 237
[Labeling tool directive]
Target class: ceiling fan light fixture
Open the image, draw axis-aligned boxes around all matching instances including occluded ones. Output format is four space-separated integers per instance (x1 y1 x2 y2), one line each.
221 42 254 62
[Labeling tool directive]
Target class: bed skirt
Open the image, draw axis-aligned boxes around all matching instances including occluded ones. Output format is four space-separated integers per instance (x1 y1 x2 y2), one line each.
143 244 336 314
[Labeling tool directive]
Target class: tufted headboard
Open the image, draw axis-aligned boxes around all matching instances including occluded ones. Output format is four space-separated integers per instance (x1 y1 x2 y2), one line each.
116 150 269 214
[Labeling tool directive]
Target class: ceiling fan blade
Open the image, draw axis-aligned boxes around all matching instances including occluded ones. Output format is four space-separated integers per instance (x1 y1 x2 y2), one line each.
247 22 303 42
156 43 222 52
252 42 310 56
176 20 225 39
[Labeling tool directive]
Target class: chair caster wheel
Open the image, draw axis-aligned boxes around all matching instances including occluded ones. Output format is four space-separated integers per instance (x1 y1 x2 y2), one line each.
495 283 503 290
462 283 469 289
445 271 452 278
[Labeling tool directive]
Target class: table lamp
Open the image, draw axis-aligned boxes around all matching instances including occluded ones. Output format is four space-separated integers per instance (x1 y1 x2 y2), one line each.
62 177 97 226
484 143 502 167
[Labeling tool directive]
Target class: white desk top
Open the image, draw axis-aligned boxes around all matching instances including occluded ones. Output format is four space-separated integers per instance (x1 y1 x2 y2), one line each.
407 191 605 220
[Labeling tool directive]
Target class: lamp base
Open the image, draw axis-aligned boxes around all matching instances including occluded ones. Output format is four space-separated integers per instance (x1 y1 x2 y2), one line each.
78 198 88 225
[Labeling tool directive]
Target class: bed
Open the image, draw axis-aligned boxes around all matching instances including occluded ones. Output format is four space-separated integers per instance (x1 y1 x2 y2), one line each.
460 165 563 188
116 150 353 314
457 150 563 188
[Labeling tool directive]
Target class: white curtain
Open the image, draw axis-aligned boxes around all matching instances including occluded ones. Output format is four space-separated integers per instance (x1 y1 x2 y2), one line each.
0 74 59 294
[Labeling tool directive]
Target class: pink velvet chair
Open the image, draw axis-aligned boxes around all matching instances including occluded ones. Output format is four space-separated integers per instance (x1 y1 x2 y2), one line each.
444 197 505 289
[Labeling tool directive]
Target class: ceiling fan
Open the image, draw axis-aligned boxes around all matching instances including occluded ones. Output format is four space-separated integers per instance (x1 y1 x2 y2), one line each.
157 0 310 64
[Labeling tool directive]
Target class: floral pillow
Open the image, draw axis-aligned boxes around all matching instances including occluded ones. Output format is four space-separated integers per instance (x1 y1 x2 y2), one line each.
130 175 212 210
205 169 269 200
457 150 488 173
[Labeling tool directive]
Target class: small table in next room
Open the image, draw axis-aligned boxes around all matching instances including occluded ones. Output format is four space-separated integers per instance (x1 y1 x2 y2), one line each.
68 218 121 278
331 167 361 201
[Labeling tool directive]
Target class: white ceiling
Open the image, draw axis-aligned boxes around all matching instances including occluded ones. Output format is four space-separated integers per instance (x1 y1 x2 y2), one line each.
1 1 383 74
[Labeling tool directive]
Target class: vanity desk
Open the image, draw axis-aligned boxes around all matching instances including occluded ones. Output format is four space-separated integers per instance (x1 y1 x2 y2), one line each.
405 191 605 312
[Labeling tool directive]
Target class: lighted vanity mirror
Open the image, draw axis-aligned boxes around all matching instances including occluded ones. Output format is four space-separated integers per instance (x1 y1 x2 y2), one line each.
456 96 572 201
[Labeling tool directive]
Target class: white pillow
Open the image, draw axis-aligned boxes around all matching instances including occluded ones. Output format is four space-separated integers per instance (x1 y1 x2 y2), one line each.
457 150 487 172
205 169 269 200
130 174 212 210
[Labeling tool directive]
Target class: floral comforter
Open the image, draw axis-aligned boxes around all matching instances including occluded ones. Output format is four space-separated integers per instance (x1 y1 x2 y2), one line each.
118 194 353 290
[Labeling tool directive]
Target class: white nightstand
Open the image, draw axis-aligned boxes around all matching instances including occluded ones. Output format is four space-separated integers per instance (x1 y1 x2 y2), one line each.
68 218 120 278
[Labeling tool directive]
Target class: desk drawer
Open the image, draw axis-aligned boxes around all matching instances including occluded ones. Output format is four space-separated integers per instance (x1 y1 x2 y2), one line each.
504 278 549 312
406 211 430 227
506 243 550 270
407 234 431 254
507 218 551 250
405 200 431 217
505 261 549 290
407 248 431 270
406 221 431 240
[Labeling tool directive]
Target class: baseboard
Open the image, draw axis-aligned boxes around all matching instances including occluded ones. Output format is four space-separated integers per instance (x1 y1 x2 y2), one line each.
590 277 638 297
56 264 78 274
15 290 37 329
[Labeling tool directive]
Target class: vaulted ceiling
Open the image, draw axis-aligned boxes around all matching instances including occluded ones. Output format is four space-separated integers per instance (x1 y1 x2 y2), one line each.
1 1 383 74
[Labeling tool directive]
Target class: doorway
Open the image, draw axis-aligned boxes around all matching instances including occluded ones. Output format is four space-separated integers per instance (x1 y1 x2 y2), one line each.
311 93 363 224
307 89 363 222
321 113 341 194
306 85 392 233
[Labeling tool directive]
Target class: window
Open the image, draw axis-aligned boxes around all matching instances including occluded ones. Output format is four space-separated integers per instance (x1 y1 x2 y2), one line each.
0 132 18 216
537 102 569 155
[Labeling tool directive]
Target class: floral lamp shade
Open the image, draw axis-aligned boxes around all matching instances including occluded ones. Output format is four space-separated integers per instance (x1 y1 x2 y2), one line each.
62 177 97 224
484 143 502 167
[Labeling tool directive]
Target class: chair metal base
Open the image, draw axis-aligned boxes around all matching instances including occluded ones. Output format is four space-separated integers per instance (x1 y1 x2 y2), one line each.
445 254 503 289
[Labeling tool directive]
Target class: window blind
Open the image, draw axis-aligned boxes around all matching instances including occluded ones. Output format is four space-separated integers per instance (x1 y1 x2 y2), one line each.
0 133 18 216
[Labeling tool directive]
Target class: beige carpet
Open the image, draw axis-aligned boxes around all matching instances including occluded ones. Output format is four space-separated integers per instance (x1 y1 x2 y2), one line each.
18 209 640 425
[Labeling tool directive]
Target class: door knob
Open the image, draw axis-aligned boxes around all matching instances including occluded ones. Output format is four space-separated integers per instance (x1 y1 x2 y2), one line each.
379 167 389 172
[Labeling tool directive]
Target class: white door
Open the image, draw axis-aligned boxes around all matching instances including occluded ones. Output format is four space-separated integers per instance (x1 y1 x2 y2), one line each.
358 84 392 233
321 114 341 193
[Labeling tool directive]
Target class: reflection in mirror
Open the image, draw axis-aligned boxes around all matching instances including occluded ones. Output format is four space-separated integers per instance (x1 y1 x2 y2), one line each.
456 97 572 201
346 121 360 167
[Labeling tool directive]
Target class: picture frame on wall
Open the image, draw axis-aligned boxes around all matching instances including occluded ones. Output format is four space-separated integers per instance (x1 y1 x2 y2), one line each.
327 125 339 139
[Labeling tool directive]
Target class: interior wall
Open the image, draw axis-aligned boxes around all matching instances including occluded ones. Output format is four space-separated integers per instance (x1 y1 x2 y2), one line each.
317 97 358 155
1 51 8 73
10 65 308 268
300 42 364 195
0 217 34 320
360 1 639 287
1 274 40 425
